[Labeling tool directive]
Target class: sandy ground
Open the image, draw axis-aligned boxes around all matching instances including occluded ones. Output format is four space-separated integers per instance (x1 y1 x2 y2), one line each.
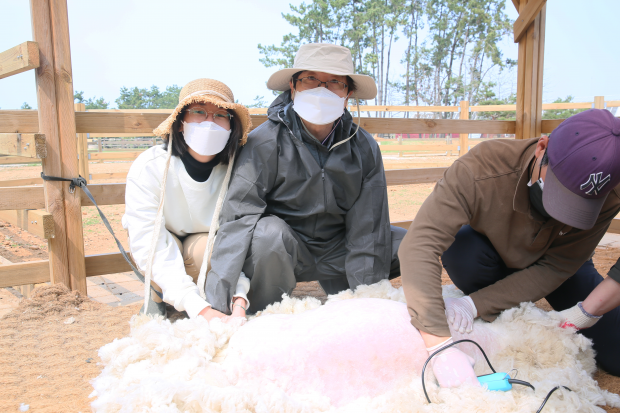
1 159 619 411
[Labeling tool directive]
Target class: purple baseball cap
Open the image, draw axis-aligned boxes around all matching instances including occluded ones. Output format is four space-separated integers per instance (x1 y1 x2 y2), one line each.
544 109 620 230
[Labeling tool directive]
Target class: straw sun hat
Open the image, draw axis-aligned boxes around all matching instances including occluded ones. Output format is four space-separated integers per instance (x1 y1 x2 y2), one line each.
266 43 378 100
153 78 252 145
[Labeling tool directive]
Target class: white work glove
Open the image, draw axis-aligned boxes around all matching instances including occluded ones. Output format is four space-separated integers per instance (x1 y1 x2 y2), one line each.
559 302 601 330
444 296 477 334
426 338 480 388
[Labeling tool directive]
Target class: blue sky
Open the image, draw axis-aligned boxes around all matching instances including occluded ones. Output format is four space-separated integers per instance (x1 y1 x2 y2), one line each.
1 0 619 110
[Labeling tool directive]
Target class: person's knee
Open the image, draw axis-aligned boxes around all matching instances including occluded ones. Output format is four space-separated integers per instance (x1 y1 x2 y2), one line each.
182 233 209 283
252 216 295 254
391 225 407 252
442 225 505 294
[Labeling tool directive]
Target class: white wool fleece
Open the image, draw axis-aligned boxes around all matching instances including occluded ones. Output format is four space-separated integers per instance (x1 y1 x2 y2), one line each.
123 145 249 319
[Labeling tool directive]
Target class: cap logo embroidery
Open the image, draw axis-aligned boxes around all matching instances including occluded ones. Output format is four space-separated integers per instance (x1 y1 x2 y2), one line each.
580 172 611 195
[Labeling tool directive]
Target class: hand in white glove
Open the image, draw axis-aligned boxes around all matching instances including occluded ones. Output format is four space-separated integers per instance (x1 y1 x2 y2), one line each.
559 301 601 330
426 338 480 388
444 296 477 334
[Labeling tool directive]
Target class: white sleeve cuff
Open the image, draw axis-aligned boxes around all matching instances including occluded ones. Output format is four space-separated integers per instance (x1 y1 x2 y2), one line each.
179 291 211 319
230 272 251 312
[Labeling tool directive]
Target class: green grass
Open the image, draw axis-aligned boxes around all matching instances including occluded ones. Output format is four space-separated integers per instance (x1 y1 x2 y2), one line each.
83 217 101 227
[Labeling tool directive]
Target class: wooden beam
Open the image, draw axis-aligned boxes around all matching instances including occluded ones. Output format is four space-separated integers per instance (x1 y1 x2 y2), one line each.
0 209 55 239
0 177 43 187
75 103 89 182
459 101 470 156
79 183 126 206
4 214 620 288
360 118 515 134
0 41 40 80
0 253 135 287
470 105 517 112
515 1 546 140
0 259 50 288
0 133 46 158
513 0 546 43
0 186 46 210
511 0 520 11
385 168 447 186
31 0 71 289
380 145 458 152
349 105 460 113
391 220 413 230
541 119 564 133
85 252 136 277
89 151 143 161
47 0 87 293
0 155 42 165
594 96 605 110
89 172 128 181
535 5 546 138
1 111 516 135
0 169 451 211
608 218 620 235
0 110 39 133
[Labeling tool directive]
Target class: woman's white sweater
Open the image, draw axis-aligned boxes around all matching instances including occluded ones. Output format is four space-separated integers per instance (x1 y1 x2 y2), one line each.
122 146 249 319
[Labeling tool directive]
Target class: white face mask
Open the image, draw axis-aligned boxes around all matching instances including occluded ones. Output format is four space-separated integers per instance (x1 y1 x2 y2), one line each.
182 121 231 156
293 87 346 125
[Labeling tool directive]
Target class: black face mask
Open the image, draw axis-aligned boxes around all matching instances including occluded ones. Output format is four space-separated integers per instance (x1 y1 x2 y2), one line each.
528 181 551 219
529 152 552 219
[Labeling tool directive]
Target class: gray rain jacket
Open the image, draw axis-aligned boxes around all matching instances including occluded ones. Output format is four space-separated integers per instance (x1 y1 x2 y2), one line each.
205 91 392 312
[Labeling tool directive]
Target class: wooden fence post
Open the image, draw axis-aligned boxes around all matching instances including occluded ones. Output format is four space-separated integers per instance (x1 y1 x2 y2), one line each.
459 101 469 156
594 96 605 110
515 0 546 139
75 103 89 183
31 0 87 294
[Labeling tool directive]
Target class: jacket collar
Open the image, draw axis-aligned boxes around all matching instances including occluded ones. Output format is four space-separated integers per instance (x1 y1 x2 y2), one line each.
513 141 538 216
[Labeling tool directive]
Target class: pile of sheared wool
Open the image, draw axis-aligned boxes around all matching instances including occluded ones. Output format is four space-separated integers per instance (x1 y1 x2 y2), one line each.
90 281 620 412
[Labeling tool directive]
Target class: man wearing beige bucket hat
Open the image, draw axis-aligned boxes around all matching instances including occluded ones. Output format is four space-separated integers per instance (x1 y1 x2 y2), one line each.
123 78 253 321
205 43 407 313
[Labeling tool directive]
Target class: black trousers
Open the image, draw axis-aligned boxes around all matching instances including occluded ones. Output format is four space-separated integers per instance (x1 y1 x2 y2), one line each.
242 215 406 313
442 225 620 376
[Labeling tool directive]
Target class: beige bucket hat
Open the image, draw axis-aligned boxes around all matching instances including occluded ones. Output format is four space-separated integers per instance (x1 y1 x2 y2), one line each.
267 43 377 100
153 78 251 145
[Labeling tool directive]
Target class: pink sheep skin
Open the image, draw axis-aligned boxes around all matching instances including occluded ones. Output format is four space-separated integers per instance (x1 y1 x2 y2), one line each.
222 297 498 407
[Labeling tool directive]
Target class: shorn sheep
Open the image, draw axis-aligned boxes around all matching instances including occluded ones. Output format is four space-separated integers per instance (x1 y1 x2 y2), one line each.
90 281 620 412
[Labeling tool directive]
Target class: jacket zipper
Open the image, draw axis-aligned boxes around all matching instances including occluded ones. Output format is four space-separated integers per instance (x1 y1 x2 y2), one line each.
278 112 329 218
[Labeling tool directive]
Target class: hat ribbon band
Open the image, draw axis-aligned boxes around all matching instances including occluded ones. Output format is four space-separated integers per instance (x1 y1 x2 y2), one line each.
184 90 233 103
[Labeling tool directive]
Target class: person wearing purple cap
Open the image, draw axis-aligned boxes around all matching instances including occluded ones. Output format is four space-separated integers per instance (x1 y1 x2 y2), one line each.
398 109 620 388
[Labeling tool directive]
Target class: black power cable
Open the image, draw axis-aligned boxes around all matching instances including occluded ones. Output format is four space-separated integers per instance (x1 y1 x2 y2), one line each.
536 386 573 413
421 339 572 412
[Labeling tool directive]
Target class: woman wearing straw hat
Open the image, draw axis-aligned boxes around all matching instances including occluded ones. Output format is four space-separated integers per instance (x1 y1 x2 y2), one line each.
122 78 252 321
205 43 407 314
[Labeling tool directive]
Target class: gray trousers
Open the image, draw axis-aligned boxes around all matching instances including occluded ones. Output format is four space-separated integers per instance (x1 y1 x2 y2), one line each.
242 215 406 312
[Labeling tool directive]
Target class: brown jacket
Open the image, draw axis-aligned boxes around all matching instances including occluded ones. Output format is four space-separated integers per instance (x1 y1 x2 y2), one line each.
399 138 620 337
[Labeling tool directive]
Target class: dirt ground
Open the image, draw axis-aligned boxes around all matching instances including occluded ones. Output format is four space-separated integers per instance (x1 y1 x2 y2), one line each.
1 159 619 411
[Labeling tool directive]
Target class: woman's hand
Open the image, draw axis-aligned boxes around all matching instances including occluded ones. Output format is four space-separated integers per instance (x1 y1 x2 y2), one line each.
198 306 228 322
231 297 248 319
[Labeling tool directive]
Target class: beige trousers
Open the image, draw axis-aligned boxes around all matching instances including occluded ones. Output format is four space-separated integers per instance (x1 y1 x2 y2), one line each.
133 232 210 304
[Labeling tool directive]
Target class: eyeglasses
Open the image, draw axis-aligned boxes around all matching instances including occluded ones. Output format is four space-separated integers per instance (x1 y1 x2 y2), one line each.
295 76 349 93
185 107 233 127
